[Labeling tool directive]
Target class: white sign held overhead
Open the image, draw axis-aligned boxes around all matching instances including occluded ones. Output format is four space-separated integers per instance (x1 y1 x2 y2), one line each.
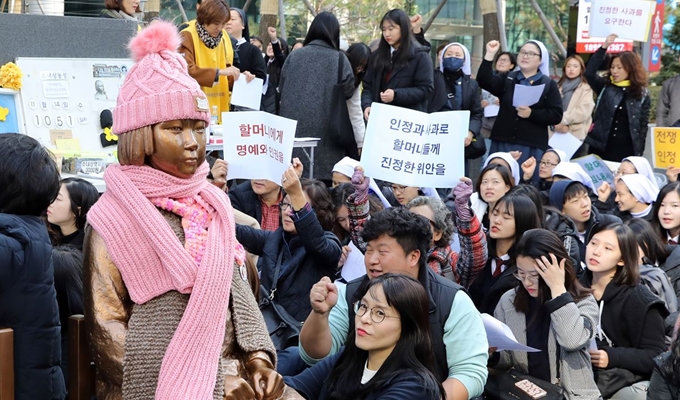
222 111 297 183
576 0 634 53
231 75 264 110
589 0 656 42
360 103 467 188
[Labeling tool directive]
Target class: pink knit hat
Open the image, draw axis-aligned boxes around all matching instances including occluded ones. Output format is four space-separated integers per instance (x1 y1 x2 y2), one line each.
113 21 211 135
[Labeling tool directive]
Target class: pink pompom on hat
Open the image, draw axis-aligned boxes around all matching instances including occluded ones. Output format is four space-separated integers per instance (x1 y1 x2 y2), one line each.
113 21 211 135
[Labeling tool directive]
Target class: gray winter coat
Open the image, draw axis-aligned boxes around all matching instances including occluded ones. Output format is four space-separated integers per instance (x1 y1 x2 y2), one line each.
278 40 354 181
494 289 602 400
656 75 680 127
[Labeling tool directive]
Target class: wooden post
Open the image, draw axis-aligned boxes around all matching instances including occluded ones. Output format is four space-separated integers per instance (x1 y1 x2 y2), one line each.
0 328 14 400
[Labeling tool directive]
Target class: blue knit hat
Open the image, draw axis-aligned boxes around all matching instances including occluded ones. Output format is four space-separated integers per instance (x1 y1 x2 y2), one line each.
549 180 578 212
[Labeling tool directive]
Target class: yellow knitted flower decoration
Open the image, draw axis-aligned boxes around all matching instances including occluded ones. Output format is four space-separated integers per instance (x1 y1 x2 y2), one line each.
0 106 8 122
104 127 118 142
0 62 23 91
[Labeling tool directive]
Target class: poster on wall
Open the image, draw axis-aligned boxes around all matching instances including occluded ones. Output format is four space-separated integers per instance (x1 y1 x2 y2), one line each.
15 58 133 153
576 0 634 53
0 89 25 134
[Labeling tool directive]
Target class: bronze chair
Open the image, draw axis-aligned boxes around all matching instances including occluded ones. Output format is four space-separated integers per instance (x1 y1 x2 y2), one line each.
67 315 94 400
0 328 14 400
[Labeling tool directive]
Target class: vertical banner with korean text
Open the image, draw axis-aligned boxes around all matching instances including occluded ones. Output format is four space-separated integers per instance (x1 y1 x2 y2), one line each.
652 127 679 168
589 0 655 42
360 103 468 188
222 111 297 183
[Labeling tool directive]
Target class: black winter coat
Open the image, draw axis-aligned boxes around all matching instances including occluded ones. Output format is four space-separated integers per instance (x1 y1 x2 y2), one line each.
236 210 342 322
584 47 650 157
580 273 667 377
648 352 680 400
476 60 563 151
228 180 281 229
469 257 518 315
544 208 582 271
0 214 66 400
428 70 483 138
361 43 434 113
235 40 267 80
262 41 287 114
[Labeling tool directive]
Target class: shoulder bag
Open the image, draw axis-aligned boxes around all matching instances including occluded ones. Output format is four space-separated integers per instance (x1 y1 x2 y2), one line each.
328 52 357 148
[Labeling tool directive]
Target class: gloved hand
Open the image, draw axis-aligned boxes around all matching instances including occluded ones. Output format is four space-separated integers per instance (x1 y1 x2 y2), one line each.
452 177 474 221
246 355 284 400
223 375 256 400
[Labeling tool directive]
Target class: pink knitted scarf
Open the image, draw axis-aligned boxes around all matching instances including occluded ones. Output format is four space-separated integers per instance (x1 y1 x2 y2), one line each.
88 162 236 399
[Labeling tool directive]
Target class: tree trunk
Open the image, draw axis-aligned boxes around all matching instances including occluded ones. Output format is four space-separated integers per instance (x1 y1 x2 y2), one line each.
528 0 567 58
480 0 500 51
259 0 278 49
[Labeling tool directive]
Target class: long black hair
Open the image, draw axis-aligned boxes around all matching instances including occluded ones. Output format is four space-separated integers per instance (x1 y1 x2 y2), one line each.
346 42 371 89
52 245 84 328
303 11 340 49
324 274 444 399
48 177 100 244
488 193 543 259
661 316 680 388
369 9 414 73
626 218 671 265
513 229 591 319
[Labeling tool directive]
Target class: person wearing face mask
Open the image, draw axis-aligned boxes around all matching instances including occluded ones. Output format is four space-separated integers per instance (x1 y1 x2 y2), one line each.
428 42 484 175
585 34 651 162
477 40 563 182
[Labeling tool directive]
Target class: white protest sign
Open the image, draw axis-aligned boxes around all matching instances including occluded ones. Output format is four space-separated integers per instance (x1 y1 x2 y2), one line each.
222 111 297 183
360 103 468 188
576 0 633 52
231 75 264 110
589 0 655 42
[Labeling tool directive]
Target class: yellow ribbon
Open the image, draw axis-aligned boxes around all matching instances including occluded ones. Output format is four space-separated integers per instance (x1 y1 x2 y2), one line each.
104 127 118 142
0 106 9 122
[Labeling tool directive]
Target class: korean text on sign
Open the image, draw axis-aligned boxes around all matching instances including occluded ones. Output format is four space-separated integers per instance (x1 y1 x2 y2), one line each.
223 111 297 183
573 154 615 187
653 127 679 169
589 0 655 42
360 103 469 188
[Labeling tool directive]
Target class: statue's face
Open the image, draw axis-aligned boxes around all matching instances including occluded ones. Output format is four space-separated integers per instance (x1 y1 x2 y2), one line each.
149 119 206 178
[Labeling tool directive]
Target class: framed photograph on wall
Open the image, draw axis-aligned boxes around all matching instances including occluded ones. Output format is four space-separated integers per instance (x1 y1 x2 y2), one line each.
0 88 26 134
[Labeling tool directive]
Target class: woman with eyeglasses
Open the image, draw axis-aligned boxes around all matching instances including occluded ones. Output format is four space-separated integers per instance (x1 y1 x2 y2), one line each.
578 223 667 399
477 39 563 183
490 229 601 400
235 165 342 328
284 273 444 399
519 148 567 193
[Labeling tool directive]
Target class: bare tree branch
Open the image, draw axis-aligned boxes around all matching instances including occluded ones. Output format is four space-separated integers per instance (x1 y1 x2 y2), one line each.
242 0 253 12
527 0 567 58
423 0 448 33
302 0 317 16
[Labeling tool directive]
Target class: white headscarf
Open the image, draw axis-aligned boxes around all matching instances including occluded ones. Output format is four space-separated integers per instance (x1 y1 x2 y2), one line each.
552 162 595 191
620 174 659 204
546 148 568 164
483 152 521 185
332 157 391 208
527 40 550 77
622 156 659 191
439 42 471 76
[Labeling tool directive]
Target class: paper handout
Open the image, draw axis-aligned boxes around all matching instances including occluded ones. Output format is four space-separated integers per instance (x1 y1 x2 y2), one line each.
340 241 367 282
482 313 540 352
548 132 582 160
512 84 545 108
231 75 264 110
484 104 500 117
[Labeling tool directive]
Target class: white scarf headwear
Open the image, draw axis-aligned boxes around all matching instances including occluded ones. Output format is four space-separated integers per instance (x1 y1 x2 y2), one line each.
439 42 471 76
332 157 391 208
483 152 521 185
527 40 550 77
552 162 595 191
620 174 659 204
546 148 568 164
622 156 659 191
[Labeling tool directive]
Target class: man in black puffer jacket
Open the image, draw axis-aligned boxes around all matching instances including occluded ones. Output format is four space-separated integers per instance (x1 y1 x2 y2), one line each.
0 134 65 400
